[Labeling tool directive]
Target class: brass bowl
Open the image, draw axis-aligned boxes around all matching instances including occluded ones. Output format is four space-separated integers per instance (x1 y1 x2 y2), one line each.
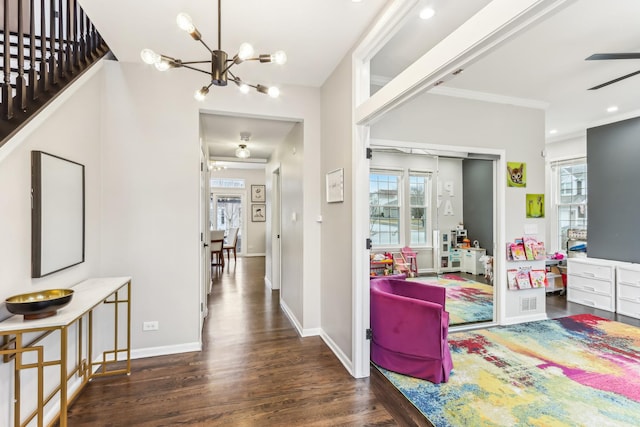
5 289 74 320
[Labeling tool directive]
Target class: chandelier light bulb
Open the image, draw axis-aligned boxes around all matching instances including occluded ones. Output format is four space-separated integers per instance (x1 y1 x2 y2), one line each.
272 50 287 65
194 86 209 101
238 43 255 61
140 49 160 65
154 60 171 71
268 86 280 98
239 83 250 94
176 13 195 33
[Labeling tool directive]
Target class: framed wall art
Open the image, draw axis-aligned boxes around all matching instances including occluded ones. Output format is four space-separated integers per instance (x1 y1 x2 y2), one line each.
251 185 265 202
251 204 266 222
326 168 344 203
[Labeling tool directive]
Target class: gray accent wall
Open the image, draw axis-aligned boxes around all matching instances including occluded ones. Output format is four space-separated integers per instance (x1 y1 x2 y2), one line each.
462 159 494 255
587 116 640 263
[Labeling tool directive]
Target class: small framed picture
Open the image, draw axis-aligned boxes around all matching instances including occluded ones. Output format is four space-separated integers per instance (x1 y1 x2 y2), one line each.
251 204 266 222
326 168 344 203
251 185 265 202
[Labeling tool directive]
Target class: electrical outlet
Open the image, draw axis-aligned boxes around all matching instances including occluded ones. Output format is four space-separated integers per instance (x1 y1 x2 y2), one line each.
143 321 159 331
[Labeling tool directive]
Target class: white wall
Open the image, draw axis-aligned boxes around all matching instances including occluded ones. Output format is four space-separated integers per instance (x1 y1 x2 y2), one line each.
0 64 105 426
100 60 322 352
371 91 547 323
268 124 306 328
320 53 354 362
209 168 267 255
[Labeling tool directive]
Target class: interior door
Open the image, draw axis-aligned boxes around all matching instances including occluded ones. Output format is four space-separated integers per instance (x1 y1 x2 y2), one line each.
272 168 282 290
199 151 210 332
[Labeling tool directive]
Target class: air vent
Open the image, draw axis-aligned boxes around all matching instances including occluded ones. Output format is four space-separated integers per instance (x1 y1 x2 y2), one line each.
520 296 537 312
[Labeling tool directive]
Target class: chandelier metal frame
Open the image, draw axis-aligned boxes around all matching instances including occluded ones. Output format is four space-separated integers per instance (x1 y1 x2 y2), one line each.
141 0 286 100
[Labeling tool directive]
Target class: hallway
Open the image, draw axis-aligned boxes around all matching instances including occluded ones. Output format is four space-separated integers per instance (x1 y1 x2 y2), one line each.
64 257 396 426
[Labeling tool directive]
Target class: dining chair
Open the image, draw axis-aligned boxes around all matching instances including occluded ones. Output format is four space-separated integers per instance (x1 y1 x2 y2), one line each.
211 230 225 269
223 227 239 264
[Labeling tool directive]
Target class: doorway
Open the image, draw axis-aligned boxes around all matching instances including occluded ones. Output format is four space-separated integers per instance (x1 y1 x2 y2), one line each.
211 194 244 255
368 144 498 328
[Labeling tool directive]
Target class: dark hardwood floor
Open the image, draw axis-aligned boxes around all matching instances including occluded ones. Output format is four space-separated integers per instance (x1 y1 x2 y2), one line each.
64 257 397 426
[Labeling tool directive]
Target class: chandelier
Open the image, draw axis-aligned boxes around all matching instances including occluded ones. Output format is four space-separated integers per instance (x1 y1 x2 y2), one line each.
140 0 286 101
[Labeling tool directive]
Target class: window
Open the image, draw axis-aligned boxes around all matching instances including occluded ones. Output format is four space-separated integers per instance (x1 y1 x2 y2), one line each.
553 159 587 251
369 171 401 245
211 178 245 188
409 172 430 245
369 169 432 247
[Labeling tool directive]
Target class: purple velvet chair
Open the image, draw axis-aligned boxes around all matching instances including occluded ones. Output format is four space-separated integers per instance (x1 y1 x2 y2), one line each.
370 277 453 383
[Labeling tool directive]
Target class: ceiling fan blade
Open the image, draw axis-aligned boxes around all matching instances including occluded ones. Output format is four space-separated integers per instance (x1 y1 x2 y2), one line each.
586 53 640 60
588 69 640 90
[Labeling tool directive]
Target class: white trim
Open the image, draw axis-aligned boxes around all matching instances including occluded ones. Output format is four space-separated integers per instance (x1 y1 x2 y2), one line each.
370 78 550 111
320 330 354 375
264 276 273 290
352 125 371 379
430 86 549 110
280 299 322 337
0 60 106 163
130 342 202 359
244 252 266 257
500 312 548 325
355 0 568 125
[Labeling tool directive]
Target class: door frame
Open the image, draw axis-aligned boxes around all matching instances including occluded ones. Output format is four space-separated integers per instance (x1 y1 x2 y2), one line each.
271 167 282 291
210 191 247 257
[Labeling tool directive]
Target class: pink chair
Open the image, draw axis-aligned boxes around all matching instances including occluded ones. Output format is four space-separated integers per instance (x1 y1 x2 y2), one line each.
370 277 453 383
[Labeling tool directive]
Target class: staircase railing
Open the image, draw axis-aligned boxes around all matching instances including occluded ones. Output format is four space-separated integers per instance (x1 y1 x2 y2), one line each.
0 0 109 147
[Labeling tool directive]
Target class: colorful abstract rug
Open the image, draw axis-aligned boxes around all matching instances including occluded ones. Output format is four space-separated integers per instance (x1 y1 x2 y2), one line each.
376 314 640 427
409 274 493 326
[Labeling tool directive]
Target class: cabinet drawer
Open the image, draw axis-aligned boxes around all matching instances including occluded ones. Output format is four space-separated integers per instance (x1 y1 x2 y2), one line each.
617 298 640 320
567 288 614 312
568 260 614 281
567 275 613 294
617 267 640 287
617 282 640 303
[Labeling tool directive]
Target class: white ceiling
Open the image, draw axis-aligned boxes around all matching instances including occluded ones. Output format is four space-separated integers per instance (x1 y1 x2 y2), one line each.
373 0 640 142
82 0 640 164
79 0 388 167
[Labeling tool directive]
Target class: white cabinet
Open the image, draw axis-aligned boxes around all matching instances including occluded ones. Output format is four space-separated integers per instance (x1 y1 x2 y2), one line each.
567 258 616 312
462 248 486 275
616 264 640 320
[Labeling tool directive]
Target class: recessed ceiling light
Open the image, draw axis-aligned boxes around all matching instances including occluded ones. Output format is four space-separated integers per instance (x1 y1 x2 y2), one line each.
549 129 558 135
352 0 363 3
419 7 435 20
607 105 619 113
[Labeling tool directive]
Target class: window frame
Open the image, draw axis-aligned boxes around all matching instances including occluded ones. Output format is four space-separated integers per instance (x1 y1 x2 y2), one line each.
369 168 433 249
550 158 587 252
369 168 403 247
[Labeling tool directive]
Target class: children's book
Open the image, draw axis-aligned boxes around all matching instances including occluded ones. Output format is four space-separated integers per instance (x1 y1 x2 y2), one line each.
510 243 527 261
516 268 532 289
529 270 547 288
532 241 546 260
523 236 537 260
507 269 518 290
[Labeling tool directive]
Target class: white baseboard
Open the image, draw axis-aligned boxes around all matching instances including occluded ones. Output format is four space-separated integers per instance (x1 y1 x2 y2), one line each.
264 276 273 290
130 342 201 359
243 253 266 257
501 312 548 325
320 331 354 375
279 300 321 338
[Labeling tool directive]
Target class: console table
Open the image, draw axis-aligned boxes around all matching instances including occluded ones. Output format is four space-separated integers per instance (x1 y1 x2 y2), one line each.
0 277 131 427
